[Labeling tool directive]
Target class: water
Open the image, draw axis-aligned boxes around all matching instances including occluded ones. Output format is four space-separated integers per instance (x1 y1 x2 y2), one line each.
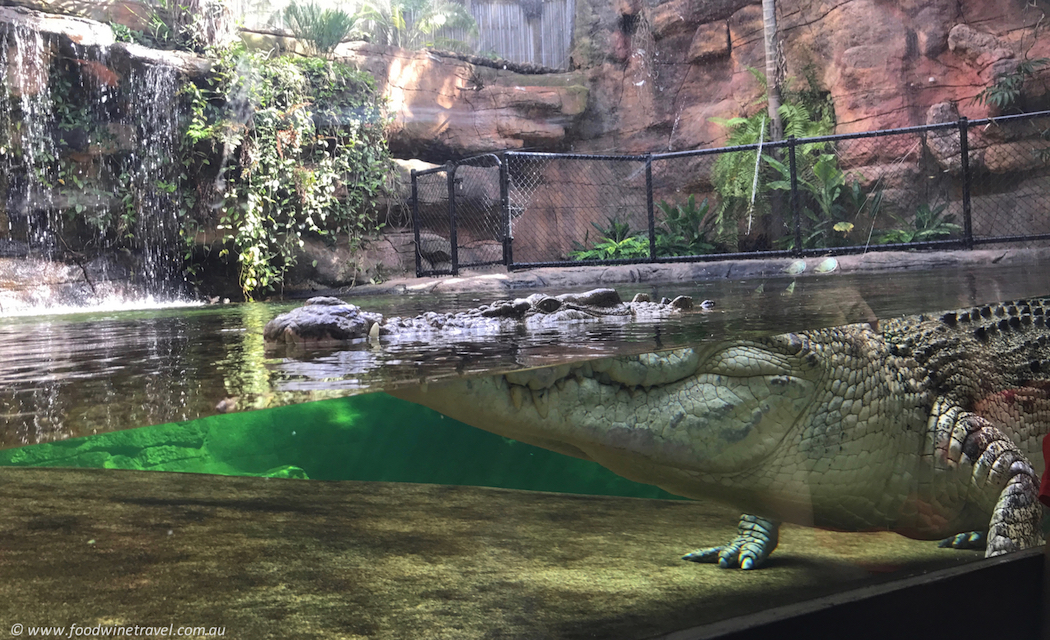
0 23 185 306
122 63 182 292
1 265 1048 637
1 263 1048 448
1 23 60 252
0 392 680 500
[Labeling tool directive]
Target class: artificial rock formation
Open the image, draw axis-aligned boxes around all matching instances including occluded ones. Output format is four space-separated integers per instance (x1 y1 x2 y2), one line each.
353 0 1050 272
337 42 590 160
352 0 1049 159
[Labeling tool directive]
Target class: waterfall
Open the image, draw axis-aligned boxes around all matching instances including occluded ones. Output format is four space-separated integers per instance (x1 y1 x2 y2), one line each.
0 16 189 311
122 63 182 294
0 23 60 256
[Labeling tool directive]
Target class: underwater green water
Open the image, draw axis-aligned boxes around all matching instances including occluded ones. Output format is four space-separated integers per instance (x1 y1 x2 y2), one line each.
0 392 679 499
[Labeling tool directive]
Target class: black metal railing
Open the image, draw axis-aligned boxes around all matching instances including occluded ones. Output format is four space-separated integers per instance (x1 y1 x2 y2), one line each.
410 110 1050 276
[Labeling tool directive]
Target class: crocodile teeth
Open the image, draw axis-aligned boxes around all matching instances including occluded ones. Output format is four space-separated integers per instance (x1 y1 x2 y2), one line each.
533 388 550 418
510 385 526 411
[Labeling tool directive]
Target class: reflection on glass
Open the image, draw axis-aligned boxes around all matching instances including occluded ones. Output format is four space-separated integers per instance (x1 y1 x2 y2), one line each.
1 287 1047 635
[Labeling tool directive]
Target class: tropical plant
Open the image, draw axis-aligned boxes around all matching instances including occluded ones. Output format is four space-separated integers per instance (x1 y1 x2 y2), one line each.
356 0 478 51
875 203 960 245
283 1 360 54
654 195 719 257
130 0 230 52
179 46 392 299
765 154 883 249
569 216 650 261
972 57 1049 113
709 69 835 248
971 55 1050 163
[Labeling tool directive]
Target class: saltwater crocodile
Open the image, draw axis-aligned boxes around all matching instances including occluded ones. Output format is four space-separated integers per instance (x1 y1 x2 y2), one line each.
391 299 1050 569
264 288 703 346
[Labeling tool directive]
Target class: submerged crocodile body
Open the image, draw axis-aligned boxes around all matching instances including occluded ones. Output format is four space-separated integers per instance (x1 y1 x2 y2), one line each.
264 288 702 346
392 298 1050 568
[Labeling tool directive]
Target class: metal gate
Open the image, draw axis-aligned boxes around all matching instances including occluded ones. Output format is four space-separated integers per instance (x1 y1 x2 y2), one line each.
410 154 508 277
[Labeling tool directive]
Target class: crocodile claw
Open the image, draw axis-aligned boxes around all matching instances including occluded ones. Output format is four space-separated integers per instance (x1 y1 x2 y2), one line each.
937 531 987 550
682 514 779 570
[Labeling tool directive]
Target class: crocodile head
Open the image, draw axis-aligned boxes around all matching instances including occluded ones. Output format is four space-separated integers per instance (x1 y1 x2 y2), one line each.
391 332 842 506
265 288 702 346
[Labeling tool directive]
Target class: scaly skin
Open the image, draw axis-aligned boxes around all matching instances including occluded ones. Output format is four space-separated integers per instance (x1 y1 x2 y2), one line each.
264 288 703 346
391 299 1050 568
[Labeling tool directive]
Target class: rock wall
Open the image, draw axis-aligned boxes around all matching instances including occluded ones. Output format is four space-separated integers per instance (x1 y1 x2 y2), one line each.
337 42 590 160
362 0 1050 264
368 0 1049 158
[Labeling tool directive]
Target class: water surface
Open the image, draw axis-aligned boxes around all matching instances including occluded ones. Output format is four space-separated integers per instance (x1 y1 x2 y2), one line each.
1 262 1047 448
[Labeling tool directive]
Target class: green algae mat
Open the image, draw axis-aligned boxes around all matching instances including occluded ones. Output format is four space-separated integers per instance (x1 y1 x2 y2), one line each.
0 466 983 639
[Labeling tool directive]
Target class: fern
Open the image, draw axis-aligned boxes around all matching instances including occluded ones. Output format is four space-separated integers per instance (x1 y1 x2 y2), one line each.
710 90 835 249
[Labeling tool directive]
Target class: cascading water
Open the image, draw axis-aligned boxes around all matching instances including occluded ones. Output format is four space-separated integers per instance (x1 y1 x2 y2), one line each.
0 15 189 312
0 23 60 256
121 62 182 295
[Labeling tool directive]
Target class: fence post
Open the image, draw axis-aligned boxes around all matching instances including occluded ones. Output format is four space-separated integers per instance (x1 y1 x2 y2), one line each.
501 154 512 267
788 136 802 256
410 168 422 278
645 155 655 261
446 162 459 276
959 116 973 249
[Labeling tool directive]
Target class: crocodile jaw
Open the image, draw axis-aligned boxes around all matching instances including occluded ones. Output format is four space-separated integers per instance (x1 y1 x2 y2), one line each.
390 339 823 491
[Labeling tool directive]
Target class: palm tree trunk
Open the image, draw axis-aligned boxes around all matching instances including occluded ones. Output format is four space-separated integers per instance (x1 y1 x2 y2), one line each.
762 0 782 141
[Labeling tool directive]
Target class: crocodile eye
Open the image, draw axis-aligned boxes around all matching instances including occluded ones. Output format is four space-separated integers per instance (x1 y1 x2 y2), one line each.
707 345 795 378
537 297 561 313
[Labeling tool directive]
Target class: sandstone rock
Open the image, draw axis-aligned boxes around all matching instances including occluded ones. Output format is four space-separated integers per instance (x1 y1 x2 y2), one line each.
107 42 212 78
925 102 962 173
913 4 957 57
981 140 1050 174
947 24 1014 70
0 255 141 313
950 180 1050 238
5 0 166 32
320 0 1048 161
648 0 753 40
388 158 442 205
687 21 730 63
418 232 453 263
0 4 115 48
338 43 588 161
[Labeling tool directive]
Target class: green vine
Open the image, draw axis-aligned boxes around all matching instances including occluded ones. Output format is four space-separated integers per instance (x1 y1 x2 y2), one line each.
179 47 392 299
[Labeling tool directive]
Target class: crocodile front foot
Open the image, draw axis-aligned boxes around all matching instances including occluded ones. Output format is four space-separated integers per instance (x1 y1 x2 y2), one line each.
681 514 779 570
938 531 987 550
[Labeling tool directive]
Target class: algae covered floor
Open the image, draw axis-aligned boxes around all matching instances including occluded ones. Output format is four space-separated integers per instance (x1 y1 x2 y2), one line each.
0 467 981 639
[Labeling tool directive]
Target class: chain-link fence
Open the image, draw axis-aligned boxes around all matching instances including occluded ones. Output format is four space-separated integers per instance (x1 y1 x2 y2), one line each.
410 110 1050 276
506 153 650 265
